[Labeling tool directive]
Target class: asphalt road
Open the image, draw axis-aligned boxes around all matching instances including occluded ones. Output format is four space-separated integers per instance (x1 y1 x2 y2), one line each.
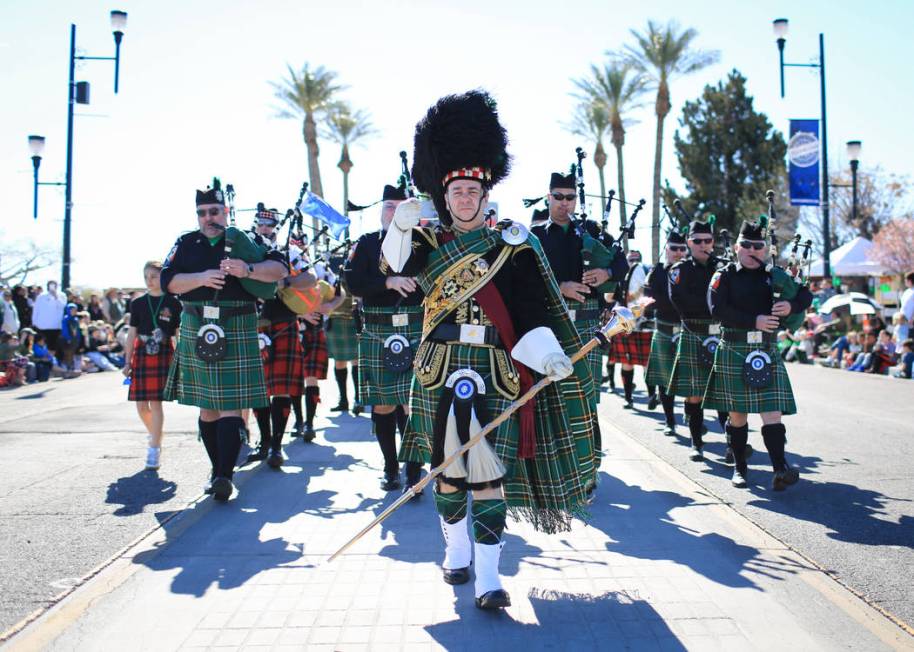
601 361 914 630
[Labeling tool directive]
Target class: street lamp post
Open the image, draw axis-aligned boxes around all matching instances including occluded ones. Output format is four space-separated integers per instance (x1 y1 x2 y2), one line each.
29 11 128 291
846 140 861 224
773 19 832 278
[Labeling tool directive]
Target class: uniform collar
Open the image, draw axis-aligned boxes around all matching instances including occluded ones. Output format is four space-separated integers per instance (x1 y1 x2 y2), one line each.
547 217 572 233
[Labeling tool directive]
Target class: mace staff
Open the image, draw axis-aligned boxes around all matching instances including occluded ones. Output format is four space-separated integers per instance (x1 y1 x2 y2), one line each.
327 302 648 563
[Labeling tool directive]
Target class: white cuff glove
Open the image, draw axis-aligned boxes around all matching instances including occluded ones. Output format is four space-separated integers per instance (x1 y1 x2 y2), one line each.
542 352 574 381
393 198 422 231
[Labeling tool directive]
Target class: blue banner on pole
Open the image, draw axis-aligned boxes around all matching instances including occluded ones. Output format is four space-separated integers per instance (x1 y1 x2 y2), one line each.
788 119 820 206
298 191 350 239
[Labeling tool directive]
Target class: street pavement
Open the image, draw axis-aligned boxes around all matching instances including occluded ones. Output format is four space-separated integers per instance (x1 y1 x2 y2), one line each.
1 362 911 650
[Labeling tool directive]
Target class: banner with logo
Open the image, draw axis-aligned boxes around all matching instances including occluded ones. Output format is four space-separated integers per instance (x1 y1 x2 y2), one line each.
788 119 820 206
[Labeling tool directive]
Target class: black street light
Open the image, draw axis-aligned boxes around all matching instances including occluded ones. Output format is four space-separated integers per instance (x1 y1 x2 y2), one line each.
846 140 862 224
29 10 128 291
773 18 832 277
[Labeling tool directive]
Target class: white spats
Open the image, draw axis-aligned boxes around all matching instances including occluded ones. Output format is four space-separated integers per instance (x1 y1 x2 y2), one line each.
440 516 472 570
473 541 505 598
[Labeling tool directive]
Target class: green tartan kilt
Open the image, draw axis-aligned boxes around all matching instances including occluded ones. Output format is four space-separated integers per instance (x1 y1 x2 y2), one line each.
357 305 423 406
569 297 602 401
668 321 715 398
645 320 677 388
703 330 797 415
401 342 595 533
325 316 359 361
164 300 268 410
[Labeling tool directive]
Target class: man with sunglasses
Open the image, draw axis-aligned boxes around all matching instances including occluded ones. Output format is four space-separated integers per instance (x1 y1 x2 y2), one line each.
703 218 811 490
343 181 425 494
161 181 288 501
644 230 689 435
667 218 728 462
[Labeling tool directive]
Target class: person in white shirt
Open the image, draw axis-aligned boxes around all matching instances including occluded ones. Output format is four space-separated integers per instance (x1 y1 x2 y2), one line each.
31 281 67 354
1 290 20 335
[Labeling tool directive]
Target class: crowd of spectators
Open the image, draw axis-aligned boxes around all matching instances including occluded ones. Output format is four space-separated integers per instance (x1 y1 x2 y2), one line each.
0 281 140 388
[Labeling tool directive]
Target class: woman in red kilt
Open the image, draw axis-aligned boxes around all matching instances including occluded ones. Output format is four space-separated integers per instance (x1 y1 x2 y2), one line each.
297 277 339 440
123 261 182 470
610 250 652 409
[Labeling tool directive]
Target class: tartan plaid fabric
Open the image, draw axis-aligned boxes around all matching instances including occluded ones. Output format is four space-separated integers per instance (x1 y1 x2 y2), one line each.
325 316 359 361
569 297 603 401
668 320 716 397
401 342 595 534
261 320 303 397
703 328 797 415
609 330 652 366
645 320 677 388
358 305 423 406
164 300 268 410
301 324 329 379
128 339 173 402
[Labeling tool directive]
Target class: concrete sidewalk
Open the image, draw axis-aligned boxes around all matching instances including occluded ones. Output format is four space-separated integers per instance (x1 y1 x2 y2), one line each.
7 396 910 651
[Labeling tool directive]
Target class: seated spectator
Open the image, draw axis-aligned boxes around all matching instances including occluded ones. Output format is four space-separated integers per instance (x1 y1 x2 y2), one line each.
87 294 106 322
16 328 38 383
849 329 896 373
891 340 914 379
819 331 851 368
31 334 60 381
785 326 815 363
776 330 792 355
85 325 117 371
0 332 28 387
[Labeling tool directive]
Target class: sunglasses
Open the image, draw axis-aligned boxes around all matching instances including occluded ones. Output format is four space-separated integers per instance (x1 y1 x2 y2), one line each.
689 237 713 245
739 240 767 250
667 245 687 252
550 192 576 202
196 207 223 218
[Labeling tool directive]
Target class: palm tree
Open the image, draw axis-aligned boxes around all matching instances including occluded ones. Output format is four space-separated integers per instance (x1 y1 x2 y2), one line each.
622 21 719 263
322 102 377 231
574 62 648 251
271 63 345 203
564 98 610 204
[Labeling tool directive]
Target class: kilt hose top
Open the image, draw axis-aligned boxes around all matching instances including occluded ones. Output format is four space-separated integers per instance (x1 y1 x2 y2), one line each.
325 314 359 362
260 319 304 397
164 300 269 410
668 319 718 398
301 322 329 379
702 327 797 415
128 338 174 402
645 319 678 389
358 304 423 406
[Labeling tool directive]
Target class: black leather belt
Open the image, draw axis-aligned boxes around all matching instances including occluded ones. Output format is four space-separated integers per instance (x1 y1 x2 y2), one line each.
362 311 423 326
569 308 601 322
683 320 720 336
185 303 256 321
428 323 502 347
656 321 680 336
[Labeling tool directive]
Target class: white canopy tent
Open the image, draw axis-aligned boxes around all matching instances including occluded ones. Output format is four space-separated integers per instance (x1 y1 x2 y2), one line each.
808 236 886 277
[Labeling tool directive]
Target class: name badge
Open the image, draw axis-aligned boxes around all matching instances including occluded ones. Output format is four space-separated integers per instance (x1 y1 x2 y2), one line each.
709 324 721 335
568 309 577 321
203 305 220 320
459 324 486 345
747 330 763 344
392 313 409 328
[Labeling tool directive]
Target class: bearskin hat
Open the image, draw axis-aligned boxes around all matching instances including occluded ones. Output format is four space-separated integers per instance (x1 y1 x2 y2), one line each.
411 89 511 225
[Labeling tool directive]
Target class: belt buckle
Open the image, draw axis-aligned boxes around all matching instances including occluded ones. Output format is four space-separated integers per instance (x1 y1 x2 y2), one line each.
203 305 220 320
568 309 577 321
673 326 681 334
747 330 763 344
392 313 409 328
709 323 721 335
459 324 486 345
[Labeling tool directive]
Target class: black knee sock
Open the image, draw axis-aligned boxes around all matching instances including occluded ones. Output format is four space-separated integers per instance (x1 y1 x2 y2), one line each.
405 460 422 484
394 404 408 436
199 419 219 478
727 423 749 472
685 402 704 448
215 417 244 479
372 411 399 476
305 386 319 426
351 365 360 403
270 396 292 450
659 389 676 427
621 368 635 402
646 383 656 397
761 423 787 472
717 410 729 430
291 395 303 423
606 361 615 383
334 367 349 405
253 407 271 447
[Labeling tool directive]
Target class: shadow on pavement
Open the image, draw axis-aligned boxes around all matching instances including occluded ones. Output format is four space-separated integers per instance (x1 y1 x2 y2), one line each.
105 470 178 517
320 412 374 443
426 588 686 650
14 387 56 400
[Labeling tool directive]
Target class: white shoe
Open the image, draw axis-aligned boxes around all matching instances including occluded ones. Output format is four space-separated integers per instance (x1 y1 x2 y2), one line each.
145 446 161 470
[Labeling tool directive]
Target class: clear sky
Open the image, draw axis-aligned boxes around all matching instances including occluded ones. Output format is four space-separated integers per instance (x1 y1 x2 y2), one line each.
2 0 912 289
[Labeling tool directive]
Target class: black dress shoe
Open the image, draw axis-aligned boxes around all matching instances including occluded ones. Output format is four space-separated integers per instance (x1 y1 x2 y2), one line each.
352 403 364 416
267 450 284 469
245 446 268 464
211 477 234 502
475 589 511 610
303 424 316 442
623 399 634 409
381 472 401 491
663 426 677 437
647 394 659 410
772 466 799 491
443 567 470 585
330 402 349 413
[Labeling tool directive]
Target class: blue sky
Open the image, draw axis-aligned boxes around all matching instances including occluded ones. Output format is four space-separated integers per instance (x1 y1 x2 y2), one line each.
2 0 912 288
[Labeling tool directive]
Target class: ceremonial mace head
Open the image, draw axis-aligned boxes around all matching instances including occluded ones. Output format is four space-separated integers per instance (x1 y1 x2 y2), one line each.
595 300 652 346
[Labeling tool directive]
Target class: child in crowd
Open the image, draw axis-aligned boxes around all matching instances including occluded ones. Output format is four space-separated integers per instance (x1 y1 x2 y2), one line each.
891 340 914 379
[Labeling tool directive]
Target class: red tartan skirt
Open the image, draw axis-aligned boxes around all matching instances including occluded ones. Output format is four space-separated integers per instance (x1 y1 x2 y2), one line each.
128 339 174 401
610 330 652 366
261 320 304 397
301 324 329 380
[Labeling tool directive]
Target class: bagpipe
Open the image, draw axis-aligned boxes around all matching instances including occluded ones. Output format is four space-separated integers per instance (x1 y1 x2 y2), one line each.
765 190 812 331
